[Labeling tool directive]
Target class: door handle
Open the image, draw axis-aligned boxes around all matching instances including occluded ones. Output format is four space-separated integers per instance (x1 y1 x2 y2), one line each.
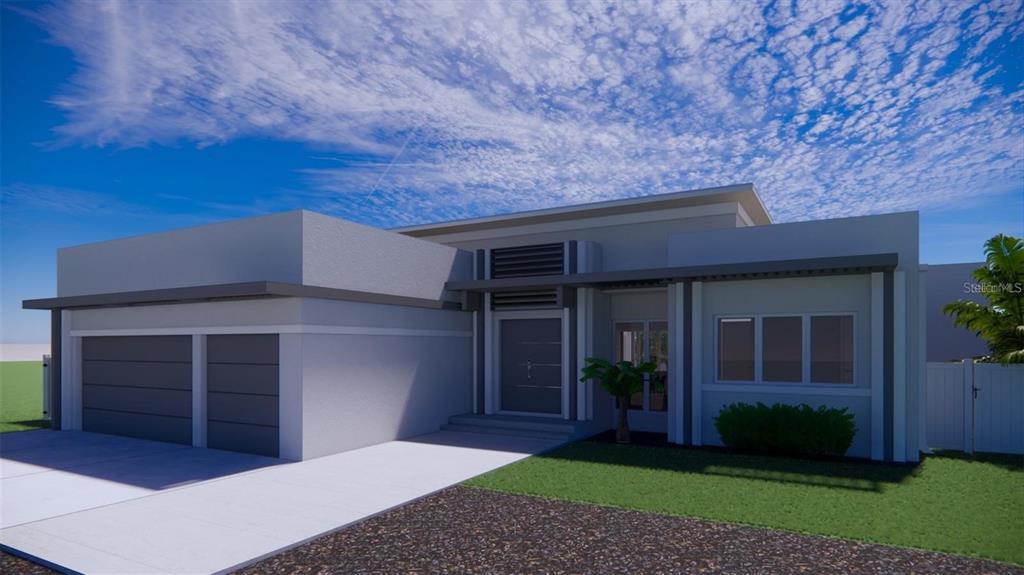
526 360 533 380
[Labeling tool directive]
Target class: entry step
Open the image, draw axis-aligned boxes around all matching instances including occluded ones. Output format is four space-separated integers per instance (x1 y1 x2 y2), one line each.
443 413 608 441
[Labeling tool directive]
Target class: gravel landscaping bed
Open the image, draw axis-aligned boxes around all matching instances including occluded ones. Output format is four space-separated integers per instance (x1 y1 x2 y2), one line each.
0 551 57 574
236 485 1022 575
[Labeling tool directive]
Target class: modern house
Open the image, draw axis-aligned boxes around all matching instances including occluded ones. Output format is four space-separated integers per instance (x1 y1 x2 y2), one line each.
24 183 925 462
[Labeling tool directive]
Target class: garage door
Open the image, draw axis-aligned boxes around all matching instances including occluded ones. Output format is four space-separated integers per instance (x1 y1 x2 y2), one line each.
207 334 279 457
82 336 193 444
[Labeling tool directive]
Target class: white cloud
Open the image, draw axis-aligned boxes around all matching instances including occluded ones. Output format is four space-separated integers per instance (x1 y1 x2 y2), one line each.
29 0 1024 227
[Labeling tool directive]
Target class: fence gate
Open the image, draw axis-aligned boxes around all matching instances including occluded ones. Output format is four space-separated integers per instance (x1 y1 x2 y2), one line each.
972 363 1024 454
927 361 1024 455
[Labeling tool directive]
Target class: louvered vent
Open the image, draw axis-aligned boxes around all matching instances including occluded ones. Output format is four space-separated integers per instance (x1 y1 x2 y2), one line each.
491 289 560 310
490 243 565 279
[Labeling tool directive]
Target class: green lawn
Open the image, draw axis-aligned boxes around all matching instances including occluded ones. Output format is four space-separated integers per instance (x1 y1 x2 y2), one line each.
466 441 1024 565
0 361 48 433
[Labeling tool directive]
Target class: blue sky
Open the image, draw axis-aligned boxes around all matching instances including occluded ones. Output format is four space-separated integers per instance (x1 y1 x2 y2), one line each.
2 0 1022 344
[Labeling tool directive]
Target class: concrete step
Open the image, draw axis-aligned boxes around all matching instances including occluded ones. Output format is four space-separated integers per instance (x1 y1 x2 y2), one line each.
448 413 577 434
440 423 570 441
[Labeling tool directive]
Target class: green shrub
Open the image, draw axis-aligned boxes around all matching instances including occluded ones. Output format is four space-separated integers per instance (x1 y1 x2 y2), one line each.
714 402 857 457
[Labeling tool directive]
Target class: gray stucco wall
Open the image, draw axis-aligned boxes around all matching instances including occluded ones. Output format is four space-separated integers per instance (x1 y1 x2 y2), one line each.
925 262 988 361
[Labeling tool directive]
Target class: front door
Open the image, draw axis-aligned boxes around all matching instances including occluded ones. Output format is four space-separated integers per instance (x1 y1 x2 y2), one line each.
500 318 562 415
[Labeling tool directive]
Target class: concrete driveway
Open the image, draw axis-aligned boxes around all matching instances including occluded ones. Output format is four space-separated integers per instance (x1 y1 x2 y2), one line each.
0 429 559 574
1 430 279 528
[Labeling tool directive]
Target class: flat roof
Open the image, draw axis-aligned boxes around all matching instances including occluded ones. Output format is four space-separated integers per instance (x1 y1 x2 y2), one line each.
23 281 461 311
446 253 899 292
395 183 772 237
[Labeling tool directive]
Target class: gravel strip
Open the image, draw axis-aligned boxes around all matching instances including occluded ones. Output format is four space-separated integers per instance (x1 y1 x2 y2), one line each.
236 485 1021 575
1 551 58 575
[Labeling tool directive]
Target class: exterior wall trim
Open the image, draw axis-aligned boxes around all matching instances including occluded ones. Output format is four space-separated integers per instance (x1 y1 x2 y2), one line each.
396 183 769 237
399 203 751 243
69 325 472 338
702 384 871 397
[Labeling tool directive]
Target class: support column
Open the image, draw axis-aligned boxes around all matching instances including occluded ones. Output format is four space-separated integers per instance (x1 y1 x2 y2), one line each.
191 335 207 448
483 293 494 414
667 282 687 444
278 333 303 461
884 270 894 461
575 288 591 421
870 272 885 461
473 249 486 414
60 310 82 431
563 299 573 421
893 270 907 462
50 310 62 430
691 281 703 446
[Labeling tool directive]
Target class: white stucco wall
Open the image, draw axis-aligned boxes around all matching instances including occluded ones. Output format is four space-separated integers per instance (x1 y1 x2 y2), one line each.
68 299 304 332
301 211 471 301
59 212 305 297
58 210 472 302
298 298 473 459
437 205 748 271
699 275 874 458
64 296 473 460
669 212 921 460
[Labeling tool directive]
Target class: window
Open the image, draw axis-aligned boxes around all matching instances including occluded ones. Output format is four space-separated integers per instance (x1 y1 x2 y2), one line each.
718 317 754 381
614 320 668 411
762 316 802 382
615 322 645 409
811 315 854 384
715 313 855 385
649 321 669 411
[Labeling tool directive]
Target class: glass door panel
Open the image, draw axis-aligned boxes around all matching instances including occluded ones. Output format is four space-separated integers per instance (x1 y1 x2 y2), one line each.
615 322 646 409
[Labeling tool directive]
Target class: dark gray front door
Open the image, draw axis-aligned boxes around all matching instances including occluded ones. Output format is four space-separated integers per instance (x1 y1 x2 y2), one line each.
82 336 192 444
500 318 562 415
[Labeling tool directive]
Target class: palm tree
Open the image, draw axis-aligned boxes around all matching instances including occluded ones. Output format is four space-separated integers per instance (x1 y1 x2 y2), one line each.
944 234 1024 364
579 357 656 443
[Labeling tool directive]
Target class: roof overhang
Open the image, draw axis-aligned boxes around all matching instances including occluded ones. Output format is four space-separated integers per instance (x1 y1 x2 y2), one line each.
23 281 460 311
396 183 771 238
446 253 899 292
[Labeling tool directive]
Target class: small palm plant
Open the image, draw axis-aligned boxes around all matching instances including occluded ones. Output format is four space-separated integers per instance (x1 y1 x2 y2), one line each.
579 357 656 443
944 234 1024 364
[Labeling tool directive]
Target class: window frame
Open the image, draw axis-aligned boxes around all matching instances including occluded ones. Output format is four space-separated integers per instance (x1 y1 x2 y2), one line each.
713 312 856 387
715 315 757 383
612 319 669 412
808 314 857 385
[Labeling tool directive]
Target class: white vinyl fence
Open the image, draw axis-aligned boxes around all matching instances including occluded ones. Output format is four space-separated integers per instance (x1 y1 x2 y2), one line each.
926 360 1024 454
